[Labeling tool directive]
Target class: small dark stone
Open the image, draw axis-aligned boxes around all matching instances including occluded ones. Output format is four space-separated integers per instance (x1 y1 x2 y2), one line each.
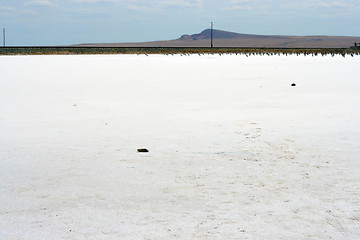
291 83 296 86
137 148 149 153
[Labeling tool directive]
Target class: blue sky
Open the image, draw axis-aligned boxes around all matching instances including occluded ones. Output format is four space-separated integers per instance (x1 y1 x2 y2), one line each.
1 0 359 46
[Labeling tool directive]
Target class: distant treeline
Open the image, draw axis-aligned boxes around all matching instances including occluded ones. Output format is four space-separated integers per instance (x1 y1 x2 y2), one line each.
0 47 359 56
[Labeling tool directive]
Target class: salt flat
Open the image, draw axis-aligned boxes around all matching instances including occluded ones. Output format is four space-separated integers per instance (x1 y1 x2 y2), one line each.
0 54 359 239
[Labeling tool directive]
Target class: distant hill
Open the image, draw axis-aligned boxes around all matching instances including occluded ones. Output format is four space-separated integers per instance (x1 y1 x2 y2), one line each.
179 29 289 40
74 29 360 48
180 29 243 40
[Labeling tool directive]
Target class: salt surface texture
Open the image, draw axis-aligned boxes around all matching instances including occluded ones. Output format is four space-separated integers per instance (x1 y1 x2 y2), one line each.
0 54 359 239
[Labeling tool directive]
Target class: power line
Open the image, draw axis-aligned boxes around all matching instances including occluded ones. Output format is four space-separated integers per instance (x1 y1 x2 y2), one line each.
211 22 213 48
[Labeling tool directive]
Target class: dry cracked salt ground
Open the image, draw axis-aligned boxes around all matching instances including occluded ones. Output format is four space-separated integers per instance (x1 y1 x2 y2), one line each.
0 54 359 239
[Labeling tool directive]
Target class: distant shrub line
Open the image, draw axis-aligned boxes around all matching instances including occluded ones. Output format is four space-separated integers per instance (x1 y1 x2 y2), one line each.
0 47 359 57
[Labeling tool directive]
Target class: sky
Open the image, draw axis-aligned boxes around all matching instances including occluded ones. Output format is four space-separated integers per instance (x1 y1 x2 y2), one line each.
1 0 360 46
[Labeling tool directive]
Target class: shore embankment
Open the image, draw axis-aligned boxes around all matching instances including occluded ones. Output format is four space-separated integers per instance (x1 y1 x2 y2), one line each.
1 46 359 56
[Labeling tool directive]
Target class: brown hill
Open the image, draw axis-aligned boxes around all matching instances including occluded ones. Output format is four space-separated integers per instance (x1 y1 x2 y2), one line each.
75 29 360 48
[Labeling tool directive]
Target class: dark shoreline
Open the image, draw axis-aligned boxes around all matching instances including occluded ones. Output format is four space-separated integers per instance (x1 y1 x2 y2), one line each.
1 46 359 56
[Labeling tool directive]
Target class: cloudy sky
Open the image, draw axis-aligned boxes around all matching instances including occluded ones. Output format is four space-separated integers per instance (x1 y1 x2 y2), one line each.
1 0 359 46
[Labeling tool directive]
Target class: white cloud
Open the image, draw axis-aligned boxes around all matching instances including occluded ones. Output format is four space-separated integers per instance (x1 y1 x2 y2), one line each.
0 6 16 11
222 5 251 10
217 0 360 15
66 0 203 12
229 0 250 3
301 0 351 8
0 5 37 16
278 0 360 9
25 0 54 6
67 7 98 14
221 0 251 11
69 0 202 7
159 0 202 7
126 4 150 11
70 0 126 2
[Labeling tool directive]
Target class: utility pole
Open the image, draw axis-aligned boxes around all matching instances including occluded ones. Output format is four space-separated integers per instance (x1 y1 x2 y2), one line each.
211 22 213 48
3 28 5 47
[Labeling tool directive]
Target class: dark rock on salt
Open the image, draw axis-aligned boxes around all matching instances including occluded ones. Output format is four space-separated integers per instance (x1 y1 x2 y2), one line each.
137 148 149 153
291 83 296 86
